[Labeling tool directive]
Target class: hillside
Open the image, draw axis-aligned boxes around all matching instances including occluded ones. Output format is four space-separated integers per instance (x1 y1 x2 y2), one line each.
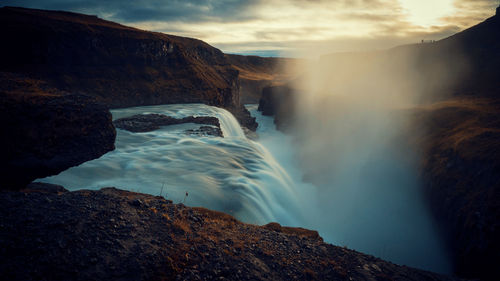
0 6 255 129
410 97 500 280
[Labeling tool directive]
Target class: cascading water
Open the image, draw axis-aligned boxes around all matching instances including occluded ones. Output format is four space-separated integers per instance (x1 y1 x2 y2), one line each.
38 104 313 226
39 103 450 274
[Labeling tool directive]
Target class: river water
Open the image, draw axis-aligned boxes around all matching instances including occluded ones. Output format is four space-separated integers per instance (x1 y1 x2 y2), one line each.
39 104 315 226
38 103 450 273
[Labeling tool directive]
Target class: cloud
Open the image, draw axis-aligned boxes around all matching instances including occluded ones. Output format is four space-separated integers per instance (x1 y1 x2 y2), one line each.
2 0 260 22
2 0 497 55
440 0 498 28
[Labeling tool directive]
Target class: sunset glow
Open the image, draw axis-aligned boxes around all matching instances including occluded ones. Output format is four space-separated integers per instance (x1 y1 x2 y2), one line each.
1 0 498 55
399 0 456 26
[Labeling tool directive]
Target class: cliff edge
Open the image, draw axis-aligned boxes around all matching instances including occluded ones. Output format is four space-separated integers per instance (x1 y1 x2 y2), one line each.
0 184 462 281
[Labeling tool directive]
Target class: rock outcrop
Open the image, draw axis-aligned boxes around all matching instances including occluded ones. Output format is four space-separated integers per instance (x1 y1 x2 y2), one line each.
0 89 116 190
0 6 257 131
185 126 224 137
0 184 462 281
225 54 301 104
114 114 221 134
258 85 297 132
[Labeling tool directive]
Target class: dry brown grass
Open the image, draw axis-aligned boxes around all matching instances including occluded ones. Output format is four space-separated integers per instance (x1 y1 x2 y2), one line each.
193 207 240 226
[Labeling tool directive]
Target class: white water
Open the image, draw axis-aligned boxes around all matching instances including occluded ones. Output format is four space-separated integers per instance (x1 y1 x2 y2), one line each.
38 104 313 226
39 103 450 274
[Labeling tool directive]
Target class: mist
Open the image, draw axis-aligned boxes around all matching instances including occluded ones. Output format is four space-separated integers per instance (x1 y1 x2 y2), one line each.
275 43 470 273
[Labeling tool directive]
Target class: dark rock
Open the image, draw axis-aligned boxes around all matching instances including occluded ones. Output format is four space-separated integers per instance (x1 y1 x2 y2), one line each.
0 186 462 281
0 7 240 110
22 182 69 194
0 92 116 190
114 113 221 133
258 85 297 131
186 126 223 137
411 98 500 281
0 7 258 131
227 105 258 132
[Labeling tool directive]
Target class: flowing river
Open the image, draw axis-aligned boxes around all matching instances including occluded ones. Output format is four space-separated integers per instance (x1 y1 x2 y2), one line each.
39 104 316 226
38 103 450 274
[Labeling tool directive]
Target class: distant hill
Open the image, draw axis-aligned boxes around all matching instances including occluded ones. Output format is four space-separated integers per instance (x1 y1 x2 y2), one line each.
225 54 303 104
321 10 500 100
0 6 242 110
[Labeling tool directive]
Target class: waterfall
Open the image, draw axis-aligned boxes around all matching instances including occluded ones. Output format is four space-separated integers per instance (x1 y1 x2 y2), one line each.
37 103 308 226
37 103 450 274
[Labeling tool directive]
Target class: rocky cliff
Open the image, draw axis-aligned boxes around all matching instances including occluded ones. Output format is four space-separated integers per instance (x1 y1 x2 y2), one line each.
258 85 297 132
225 54 301 104
0 6 256 130
258 12 500 281
0 183 462 281
409 98 500 281
0 74 116 189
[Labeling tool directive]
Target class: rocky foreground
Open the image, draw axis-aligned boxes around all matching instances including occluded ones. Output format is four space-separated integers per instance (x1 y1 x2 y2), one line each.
0 183 461 281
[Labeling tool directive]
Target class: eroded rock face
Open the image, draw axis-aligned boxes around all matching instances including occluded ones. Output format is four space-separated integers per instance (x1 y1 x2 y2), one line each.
227 105 258 131
0 93 116 189
258 85 297 132
0 185 462 281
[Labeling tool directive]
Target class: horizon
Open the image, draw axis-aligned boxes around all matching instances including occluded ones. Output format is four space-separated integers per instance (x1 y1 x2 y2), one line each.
1 1 498 57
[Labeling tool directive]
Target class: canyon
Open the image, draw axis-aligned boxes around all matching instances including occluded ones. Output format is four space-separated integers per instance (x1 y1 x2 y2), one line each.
0 5 499 281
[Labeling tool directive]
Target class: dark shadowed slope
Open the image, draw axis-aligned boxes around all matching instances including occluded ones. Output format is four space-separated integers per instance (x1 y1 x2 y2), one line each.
409 97 500 281
405 12 500 280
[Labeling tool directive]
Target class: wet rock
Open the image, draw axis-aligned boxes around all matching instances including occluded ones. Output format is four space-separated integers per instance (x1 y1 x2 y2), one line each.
227 105 258 132
258 85 297 132
114 114 221 133
186 126 223 137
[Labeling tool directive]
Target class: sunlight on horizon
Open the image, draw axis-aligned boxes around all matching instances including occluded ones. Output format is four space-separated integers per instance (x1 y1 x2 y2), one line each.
400 0 456 26
2 0 497 55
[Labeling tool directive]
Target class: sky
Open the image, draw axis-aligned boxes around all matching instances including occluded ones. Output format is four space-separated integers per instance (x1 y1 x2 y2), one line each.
2 0 498 56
